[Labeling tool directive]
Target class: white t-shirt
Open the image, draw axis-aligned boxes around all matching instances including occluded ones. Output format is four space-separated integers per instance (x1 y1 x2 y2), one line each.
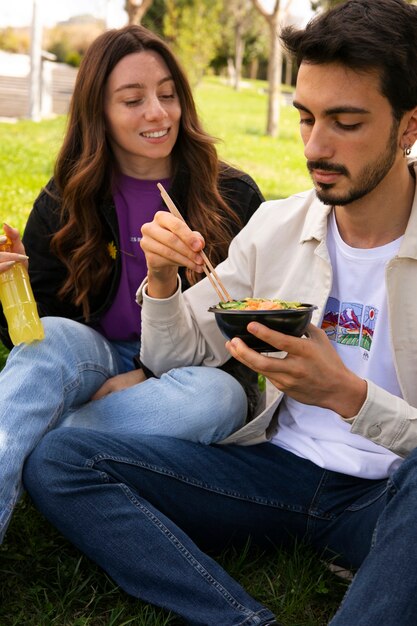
272 211 403 479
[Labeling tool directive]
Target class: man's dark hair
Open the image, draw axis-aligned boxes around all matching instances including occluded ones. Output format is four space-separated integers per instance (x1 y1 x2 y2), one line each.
280 0 417 120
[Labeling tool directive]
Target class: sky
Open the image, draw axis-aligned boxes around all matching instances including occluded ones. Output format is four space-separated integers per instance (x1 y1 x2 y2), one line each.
0 0 127 28
0 0 313 29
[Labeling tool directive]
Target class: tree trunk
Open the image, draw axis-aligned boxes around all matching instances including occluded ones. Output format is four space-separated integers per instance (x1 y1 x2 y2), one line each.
124 0 153 25
266 14 281 136
227 58 236 86
284 52 292 86
234 21 245 91
249 57 259 80
250 0 282 137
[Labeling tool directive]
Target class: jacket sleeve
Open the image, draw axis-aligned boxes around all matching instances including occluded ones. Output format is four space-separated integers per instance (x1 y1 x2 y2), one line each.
135 168 265 374
345 380 417 458
138 210 260 376
22 185 81 320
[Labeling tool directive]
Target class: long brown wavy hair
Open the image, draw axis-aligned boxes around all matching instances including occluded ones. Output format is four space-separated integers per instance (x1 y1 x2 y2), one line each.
51 25 242 319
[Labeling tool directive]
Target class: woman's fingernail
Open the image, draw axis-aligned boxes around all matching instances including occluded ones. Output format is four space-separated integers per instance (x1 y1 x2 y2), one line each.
17 254 29 260
0 236 7 243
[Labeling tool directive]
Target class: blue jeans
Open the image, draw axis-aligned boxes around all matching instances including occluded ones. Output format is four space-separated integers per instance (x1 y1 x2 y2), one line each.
0 317 247 543
24 430 417 626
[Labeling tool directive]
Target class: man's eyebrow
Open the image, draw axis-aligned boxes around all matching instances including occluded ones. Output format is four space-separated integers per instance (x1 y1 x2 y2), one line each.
114 76 174 93
292 100 370 116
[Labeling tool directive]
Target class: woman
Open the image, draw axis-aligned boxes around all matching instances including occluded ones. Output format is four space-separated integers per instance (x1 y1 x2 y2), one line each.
0 25 264 543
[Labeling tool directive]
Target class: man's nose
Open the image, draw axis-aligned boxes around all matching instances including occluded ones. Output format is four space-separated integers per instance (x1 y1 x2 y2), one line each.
303 124 334 162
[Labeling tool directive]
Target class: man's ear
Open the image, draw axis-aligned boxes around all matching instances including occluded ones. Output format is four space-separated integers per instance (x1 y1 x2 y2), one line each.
401 107 417 150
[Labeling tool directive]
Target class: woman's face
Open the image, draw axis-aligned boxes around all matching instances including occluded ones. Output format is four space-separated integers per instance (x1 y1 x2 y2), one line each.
104 50 182 179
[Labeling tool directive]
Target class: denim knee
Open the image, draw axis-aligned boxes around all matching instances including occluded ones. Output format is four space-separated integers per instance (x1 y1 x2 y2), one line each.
7 317 77 359
24 428 87 502
389 447 417 499
162 366 248 437
39 317 90 347
164 366 248 418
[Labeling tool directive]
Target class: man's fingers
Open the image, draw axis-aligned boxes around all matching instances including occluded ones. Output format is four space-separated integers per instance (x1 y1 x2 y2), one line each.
151 211 205 251
246 322 312 355
142 233 203 271
141 213 205 271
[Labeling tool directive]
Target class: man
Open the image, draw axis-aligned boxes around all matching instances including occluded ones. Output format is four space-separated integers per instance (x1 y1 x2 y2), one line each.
23 1 417 624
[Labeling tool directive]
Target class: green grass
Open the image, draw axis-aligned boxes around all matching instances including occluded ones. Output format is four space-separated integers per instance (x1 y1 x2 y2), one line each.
0 117 65 229
195 76 311 200
0 77 347 625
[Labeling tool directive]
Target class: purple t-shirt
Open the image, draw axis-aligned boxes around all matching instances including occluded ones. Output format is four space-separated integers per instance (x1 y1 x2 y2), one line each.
96 174 170 341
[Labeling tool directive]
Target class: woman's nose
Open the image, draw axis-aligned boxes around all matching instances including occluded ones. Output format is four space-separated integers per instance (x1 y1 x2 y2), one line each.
144 96 168 120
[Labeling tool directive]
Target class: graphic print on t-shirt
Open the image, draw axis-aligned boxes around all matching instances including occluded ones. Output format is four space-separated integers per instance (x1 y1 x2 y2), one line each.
360 305 377 351
322 296 378 352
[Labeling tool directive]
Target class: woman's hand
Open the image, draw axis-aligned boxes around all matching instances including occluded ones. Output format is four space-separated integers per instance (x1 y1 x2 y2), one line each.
91 368 147 401
0 224 29 273
226 323 367 419
140 211 205 298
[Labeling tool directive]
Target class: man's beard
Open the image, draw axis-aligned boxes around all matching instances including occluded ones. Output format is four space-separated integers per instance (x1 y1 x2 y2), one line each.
308 119 400 206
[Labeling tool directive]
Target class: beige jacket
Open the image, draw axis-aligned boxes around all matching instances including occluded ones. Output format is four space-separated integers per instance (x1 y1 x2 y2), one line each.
138 182 417 457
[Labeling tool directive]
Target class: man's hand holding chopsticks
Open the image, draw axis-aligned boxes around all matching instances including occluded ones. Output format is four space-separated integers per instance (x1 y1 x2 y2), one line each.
140 210 205 299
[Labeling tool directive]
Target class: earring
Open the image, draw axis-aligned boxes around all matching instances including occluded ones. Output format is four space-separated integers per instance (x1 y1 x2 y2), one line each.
403 145 412 157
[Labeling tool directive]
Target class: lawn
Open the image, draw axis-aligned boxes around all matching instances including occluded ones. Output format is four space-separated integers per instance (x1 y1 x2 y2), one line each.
0 77 348 625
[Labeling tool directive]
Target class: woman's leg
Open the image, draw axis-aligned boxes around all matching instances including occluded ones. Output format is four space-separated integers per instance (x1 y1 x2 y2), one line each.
61 366 248 444
0 317 125 542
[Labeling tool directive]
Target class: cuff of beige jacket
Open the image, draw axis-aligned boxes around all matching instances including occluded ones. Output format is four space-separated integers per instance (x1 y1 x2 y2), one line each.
136 274 181 309
346 378 415 458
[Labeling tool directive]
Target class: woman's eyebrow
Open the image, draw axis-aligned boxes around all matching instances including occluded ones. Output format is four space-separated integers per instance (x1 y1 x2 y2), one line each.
114 76 174 93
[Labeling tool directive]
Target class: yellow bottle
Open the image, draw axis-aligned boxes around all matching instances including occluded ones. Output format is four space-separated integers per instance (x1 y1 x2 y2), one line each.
0 237 44 345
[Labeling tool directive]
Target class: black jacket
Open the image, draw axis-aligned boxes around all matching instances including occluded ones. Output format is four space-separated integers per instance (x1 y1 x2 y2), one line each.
0 166 264 349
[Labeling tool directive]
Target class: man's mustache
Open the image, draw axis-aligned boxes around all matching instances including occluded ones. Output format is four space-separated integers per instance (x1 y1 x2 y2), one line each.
307 161 349 177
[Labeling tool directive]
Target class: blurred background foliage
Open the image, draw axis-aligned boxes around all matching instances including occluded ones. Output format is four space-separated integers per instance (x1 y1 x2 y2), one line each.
0 0 269 81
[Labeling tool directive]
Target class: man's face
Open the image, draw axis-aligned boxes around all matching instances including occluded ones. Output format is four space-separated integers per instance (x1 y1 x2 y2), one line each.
294 62 402 206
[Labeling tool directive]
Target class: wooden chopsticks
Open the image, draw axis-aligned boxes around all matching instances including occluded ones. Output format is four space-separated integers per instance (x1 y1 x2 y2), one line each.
157 183 232 303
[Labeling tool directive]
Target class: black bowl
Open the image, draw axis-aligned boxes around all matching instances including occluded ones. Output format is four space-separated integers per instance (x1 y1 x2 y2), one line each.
208 303 317 352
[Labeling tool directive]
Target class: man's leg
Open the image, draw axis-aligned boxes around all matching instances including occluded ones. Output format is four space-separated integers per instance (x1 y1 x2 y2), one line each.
24 429 388 625
330 448 417 626
24 430 279 626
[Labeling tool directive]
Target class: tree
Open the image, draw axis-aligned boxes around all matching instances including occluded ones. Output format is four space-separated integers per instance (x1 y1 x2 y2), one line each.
251 0 282 137
124 0 154 25
214 0 266 89
163 0 223 86
142 0 165 35
231 0 253 90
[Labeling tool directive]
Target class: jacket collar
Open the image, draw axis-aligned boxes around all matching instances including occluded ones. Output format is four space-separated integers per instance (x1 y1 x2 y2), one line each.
299 189 332 245
298 162 417 260
398 161 417 260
